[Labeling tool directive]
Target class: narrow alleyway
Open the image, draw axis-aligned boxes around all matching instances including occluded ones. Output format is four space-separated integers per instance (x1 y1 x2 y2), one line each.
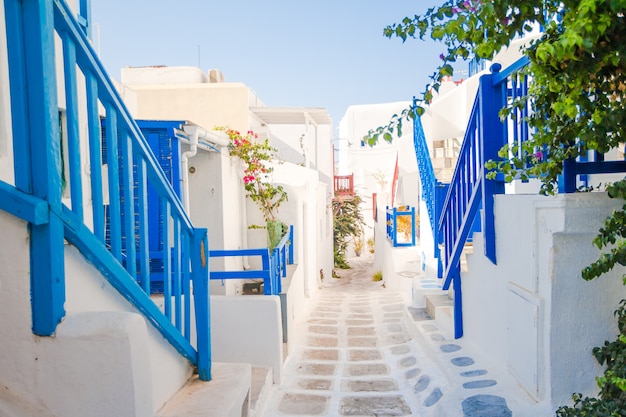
259 255 516 417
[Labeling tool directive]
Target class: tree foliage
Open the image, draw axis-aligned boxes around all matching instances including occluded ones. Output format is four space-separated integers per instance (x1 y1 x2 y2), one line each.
333 196 365 269
379 1 626 414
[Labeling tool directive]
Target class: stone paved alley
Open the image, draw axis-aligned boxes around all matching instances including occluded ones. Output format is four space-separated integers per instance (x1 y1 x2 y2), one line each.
259 254 530 417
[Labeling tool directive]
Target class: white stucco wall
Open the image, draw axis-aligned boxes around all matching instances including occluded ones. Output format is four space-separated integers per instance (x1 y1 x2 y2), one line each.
210 295 284 384
462 193 626 410
64 245 192 414
0 205 192 417
121 70 260 135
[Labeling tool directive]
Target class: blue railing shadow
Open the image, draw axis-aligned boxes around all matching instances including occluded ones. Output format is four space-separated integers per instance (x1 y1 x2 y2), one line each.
210 225 294 295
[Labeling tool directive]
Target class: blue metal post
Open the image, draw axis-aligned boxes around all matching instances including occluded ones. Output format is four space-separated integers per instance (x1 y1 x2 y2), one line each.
453 269 463 338
6 0 66 335
288 225 294 263
61 33 84 220
480 64 507 265
85 71 105 240
559 157 577 193
192 228 211 381
262 249 272 295
411 207 416 246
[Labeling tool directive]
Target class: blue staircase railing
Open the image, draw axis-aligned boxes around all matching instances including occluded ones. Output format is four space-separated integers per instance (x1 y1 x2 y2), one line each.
5 0 211 379
412 109 450 275
436 53 626 339
436 59 529 338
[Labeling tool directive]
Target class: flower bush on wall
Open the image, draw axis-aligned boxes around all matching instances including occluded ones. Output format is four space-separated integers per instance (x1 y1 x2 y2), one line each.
218 127 288 231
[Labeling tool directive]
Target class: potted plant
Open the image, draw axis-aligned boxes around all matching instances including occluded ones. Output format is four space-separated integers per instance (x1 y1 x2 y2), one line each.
219 127 288 249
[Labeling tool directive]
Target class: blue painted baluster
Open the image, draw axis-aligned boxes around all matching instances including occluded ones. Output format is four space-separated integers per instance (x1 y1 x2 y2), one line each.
288 225 294 263
136 158 150 292
85 70 104 240
281 243 287 277
173 217 182 330
105 106 122 261
262 249 272 295
481 64 507 264
182 231 191 340
162 198 171 318
453 269 463 338
6 0 66 335
5 0 32 191
192 228 211 381
411 207 416 246
61 33 84 220
78 0 91 37
273 247 282 294
120 132 136 277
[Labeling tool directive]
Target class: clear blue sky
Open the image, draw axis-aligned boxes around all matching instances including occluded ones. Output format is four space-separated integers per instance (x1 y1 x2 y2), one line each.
92 1 449 130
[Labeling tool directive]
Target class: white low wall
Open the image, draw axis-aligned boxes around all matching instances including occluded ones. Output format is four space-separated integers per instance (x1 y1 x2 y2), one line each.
0 209 192 417
210 295 284 384
462 193 626 410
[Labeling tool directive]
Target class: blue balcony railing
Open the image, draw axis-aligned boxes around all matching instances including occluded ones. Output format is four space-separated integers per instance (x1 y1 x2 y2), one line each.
4 0 211 379
385 206 416 247
209 225 294 295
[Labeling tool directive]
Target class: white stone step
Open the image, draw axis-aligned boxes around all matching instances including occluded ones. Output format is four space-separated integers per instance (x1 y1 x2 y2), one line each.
250 367 273 417
156 363 251 417
425 293 455 339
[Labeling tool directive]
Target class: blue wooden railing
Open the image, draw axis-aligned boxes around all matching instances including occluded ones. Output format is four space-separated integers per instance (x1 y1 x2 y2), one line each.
435 59 528 338
4 0 211 379
385 206 416 247
210 225 294 295
435 53 626 339
412 109 450 274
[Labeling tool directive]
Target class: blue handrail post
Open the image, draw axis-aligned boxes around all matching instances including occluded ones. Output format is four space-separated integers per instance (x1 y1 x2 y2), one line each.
559 156 577 193
480 63 507 264
6 0 66 335
411 206 416 246
288 225 294 264
393 207 399 246
272 247 282 293
452 267 463 338
434 182 449 277
192 228 211 381
262 249 272 295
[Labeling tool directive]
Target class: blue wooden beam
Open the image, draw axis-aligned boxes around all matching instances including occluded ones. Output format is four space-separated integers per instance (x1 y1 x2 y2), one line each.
0 181 49 225
6 0 66 336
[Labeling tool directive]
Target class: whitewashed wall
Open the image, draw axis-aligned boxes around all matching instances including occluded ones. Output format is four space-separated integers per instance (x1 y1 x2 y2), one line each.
463 193 626 410
210 295 284 384
0 209 191 417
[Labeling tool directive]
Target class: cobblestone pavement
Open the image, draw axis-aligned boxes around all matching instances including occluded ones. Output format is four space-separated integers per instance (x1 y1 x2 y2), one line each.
260 255 519 417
